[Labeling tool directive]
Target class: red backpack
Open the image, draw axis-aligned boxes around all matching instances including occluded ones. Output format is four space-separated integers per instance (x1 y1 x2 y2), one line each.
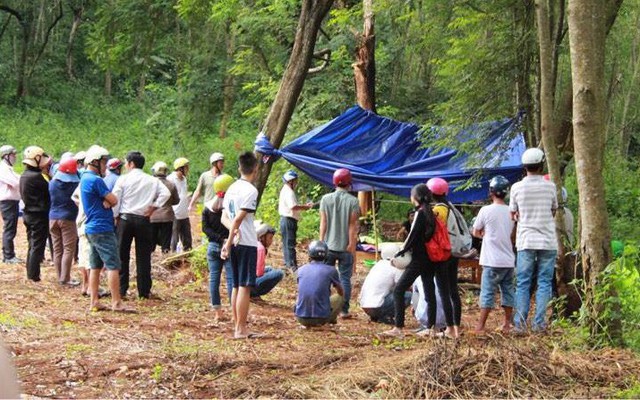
425 213 452 262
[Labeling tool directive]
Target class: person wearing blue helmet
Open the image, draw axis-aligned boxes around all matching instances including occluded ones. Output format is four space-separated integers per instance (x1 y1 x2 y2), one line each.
278 169 313 272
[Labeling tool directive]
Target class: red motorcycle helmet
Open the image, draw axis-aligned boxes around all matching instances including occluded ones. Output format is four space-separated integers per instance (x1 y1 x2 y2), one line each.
333 168 352 187
58 157 78 175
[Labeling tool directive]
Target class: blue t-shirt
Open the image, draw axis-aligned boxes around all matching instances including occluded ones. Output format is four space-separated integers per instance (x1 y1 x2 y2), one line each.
49 179 79 221
295 261 341 319
103 172 120 192
80 170 114 235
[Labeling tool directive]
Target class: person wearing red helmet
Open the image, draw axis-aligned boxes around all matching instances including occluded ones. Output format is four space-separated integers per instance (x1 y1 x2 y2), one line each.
319 168 360 318
104 158 123 192
49 156 81 286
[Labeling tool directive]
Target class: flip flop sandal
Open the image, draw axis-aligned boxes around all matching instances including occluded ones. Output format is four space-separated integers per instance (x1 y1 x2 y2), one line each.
111 307 137 314
88 304 109 312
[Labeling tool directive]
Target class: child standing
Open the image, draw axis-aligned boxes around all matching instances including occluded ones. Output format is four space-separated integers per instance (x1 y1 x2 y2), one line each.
472 175 516 334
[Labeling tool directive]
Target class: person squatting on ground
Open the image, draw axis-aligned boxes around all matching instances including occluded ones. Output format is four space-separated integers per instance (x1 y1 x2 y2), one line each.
510 148 558 332
295 240 345 328
48 156 80 286
319 168 360 318
251 222 285 300
0 145 22 264
221 151 260 339
189 152 225 213
169 157 192 252
150 161 180 254
359 243 411 325
472 175 516 334
428 177 465 337
381 183 456 339
20 146 51 282
79 145 131 312
112 151 170 299
203 173 234 322
278 170 313 272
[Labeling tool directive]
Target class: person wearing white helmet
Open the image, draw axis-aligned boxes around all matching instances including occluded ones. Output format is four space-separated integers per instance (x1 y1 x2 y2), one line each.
112 151 170 299
359 243 411 325
0 145 22 264
20 146 51 282
80 145 132 312
278 169 313 272
150 161 180 254
168 157 192 253
510 147 558 333
188 152 225 213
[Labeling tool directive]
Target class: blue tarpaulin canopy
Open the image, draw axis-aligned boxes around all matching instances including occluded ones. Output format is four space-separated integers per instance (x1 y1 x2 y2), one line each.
255 106 526 203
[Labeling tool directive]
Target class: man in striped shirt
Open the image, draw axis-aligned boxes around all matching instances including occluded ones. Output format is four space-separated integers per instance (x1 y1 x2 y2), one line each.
510 148 558 332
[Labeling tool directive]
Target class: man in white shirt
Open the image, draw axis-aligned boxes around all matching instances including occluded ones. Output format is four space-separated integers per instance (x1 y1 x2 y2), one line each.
278 170 312 271
472 175 516 334
112 151 170 299
510 148 558 332
168 157 192 252
0 145 21 264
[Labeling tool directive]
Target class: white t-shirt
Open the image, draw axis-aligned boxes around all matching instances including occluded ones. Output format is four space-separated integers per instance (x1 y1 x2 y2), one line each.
223 179 258 247
168 172 189 220
509 175 558 250
473 204 515 268
359 260 404 308
278 184 300 220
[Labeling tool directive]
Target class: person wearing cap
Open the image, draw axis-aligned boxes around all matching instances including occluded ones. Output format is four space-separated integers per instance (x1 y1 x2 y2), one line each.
510 148 558 332
203 174 234 321
104 158 123 192
0 145 22 264
295 240 345 328
150 162 180 254
168 157 192 252
80 145 131 312
49 156 81 286
252 222 284 300
20 146 51 282
112 151 170 299
188 152 225 212
319 168 360 318
278 170 313 272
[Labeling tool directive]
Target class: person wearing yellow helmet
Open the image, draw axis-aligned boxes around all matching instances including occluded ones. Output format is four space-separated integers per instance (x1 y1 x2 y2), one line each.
168 157 191 253
202 173 235 321
20 146 51 282
188 152 225 213
0 145 21 264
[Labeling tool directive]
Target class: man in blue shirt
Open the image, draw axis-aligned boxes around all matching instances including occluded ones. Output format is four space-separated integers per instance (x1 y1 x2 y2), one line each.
295 241 344 327
80 145 132 313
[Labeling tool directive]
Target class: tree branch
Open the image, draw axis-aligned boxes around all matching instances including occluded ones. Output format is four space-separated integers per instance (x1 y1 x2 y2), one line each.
308 49 330 74
26 0 63 79
0 14 10 42
0 5 23 24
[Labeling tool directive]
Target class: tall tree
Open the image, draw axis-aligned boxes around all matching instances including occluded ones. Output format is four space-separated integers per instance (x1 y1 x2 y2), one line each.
254 0 335 197
567 0 622 345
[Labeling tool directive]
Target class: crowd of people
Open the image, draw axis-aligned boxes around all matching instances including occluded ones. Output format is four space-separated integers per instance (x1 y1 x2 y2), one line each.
0 143 567 339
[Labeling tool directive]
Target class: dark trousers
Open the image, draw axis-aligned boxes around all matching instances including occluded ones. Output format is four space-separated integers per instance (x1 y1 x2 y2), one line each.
152 221 173 253
23 212 48 281
171 218 192 252
394 259 454 329
447 258 462 326
0 200 19 260
280 216 298 269
118 214 154 298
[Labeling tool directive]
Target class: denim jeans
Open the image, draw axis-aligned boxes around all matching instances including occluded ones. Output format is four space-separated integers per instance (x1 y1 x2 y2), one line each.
251 267 284 297
364 292 412 325
515 249 557 330
480 267 515 309
207 241 233 308
0 200 19 260
280 216 298 269
325 250 353 314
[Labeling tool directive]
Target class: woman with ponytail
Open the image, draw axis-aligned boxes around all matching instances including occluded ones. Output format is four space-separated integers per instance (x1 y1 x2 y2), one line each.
381 183 456 338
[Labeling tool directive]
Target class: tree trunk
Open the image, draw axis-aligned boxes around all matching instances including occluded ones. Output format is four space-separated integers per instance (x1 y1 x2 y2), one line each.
105 68 112 96
219 20 236 139
567 0 622 345
354 0 375 218
254 0 335 199
66 5 84 81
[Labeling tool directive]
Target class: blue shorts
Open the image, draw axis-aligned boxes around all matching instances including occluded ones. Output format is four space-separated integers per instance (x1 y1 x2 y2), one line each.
480 266 515 309
86 232 121 271
231 244 257 287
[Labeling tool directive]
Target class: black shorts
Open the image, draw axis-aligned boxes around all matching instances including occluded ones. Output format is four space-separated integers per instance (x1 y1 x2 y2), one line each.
231 244 257 287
